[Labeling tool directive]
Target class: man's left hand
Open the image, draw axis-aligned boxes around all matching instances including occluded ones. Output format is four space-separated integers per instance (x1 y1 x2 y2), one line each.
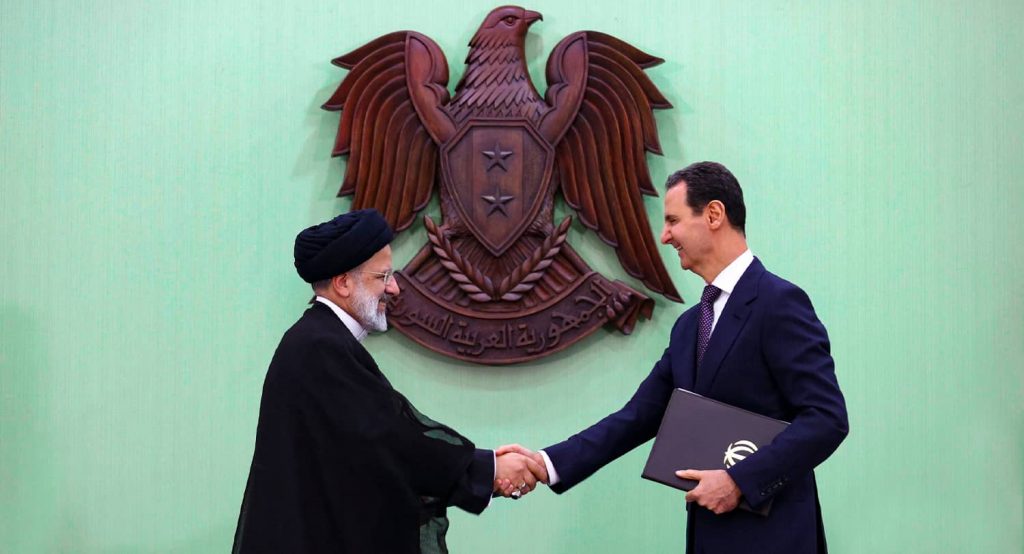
675 469 741 515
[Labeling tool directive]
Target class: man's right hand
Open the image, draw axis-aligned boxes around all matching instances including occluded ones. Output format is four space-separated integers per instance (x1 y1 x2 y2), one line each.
493 449 548 498
496 444 545 468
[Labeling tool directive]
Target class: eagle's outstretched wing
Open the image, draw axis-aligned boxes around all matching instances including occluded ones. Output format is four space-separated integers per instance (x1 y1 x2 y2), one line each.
539 31 680 302
323 31 456 232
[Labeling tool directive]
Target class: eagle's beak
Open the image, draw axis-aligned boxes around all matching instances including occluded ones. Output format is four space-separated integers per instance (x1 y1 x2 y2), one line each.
524 10 542 24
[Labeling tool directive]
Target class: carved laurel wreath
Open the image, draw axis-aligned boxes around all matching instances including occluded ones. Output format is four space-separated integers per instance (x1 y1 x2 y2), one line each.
424 216 572 303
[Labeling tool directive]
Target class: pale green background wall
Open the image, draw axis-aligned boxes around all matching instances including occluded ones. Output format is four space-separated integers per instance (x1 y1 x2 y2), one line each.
2 1 1021 552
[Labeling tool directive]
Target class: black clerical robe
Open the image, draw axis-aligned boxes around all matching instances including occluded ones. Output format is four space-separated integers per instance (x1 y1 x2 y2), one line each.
233 302 493 553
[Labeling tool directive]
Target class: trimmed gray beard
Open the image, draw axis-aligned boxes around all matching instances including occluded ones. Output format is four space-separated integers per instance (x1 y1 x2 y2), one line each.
352 280 389 332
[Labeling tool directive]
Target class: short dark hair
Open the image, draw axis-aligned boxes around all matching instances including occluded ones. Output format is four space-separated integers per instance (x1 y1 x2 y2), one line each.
311 278 332 293
665 161 746 234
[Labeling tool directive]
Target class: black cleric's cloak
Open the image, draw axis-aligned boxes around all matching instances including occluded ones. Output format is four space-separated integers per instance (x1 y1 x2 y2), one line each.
233 302 493 554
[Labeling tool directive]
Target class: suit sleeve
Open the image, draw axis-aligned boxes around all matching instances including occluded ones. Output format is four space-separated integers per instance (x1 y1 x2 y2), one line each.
726 285 849 508
543 316 685 493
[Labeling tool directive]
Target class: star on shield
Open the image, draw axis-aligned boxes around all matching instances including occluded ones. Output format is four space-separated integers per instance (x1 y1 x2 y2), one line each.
482 142 513 172
481 184 515 216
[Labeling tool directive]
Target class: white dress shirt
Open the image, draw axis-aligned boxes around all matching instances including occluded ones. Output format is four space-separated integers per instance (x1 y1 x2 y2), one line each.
540 250 755 486
707 249 754 334
315 296 368 342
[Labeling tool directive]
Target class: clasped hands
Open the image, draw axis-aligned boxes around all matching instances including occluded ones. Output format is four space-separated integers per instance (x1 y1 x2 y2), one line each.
493 444 742 513
492 444 547 499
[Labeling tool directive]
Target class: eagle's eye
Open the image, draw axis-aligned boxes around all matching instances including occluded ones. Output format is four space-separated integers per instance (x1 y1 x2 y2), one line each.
502 15 517 26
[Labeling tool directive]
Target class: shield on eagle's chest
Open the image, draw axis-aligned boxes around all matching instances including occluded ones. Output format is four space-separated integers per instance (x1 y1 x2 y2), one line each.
440 120 555 256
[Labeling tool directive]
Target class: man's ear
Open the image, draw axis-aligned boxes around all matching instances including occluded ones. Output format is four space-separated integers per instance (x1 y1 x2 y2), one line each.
705 200 727 230
331 273 353 299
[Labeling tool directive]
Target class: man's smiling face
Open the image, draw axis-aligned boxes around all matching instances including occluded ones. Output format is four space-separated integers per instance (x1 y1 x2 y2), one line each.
660 182 713 276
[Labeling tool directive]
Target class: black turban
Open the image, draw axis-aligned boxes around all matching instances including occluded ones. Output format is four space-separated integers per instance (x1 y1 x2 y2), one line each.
293 209 394 283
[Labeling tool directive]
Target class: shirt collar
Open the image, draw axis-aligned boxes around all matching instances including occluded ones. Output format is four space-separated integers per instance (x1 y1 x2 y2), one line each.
315 296 368 342
710 249 754 295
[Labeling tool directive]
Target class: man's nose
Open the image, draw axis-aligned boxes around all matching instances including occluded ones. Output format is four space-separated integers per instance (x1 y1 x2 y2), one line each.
387 276 401 296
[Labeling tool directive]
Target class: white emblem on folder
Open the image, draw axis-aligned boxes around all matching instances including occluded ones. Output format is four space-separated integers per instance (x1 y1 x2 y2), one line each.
723 440 758 468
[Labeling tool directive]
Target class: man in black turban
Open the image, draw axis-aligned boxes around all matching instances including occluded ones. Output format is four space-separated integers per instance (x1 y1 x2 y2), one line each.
233 209 546 553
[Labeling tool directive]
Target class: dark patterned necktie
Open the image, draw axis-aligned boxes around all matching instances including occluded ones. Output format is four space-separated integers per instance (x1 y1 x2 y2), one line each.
696 284 722 369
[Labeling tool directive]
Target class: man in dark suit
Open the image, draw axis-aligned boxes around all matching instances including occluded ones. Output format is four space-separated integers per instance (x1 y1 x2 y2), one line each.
234 209 545 554
500 162 848 553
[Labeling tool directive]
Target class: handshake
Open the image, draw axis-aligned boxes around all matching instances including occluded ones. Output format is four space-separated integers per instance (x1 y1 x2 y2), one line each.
491 444 547 500
489 442 743 513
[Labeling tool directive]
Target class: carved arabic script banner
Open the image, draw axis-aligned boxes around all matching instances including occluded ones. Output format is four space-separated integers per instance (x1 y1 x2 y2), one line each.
390 273 651 364
323 6 681 364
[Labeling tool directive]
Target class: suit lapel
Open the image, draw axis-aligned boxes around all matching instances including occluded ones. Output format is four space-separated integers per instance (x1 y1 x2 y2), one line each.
674 308 700 390
694 259 764 394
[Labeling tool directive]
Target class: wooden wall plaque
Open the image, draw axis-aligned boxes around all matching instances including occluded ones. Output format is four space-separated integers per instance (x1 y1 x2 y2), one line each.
322 6 681 364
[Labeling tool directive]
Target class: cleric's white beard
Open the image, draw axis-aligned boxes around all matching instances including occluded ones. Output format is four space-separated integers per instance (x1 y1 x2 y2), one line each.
352 281 388 332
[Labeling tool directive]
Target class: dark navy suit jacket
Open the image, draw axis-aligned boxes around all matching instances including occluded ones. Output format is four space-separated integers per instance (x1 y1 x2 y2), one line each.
545 258 848 554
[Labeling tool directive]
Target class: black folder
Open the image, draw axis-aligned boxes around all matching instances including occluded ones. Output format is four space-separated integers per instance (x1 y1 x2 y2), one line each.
641 388 789 516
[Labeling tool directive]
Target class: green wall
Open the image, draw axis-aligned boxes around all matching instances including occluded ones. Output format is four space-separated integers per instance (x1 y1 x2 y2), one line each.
2 1 1021 552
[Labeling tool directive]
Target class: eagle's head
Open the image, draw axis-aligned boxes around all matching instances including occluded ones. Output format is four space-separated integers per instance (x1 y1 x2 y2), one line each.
451 5 546 122
471 6 542 47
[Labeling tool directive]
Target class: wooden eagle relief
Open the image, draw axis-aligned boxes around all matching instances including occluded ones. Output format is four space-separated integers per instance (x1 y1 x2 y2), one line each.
323 6 681 364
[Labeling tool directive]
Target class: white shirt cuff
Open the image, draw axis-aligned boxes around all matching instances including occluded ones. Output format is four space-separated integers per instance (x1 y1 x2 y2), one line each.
486 450 496 508
539 449 560 486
